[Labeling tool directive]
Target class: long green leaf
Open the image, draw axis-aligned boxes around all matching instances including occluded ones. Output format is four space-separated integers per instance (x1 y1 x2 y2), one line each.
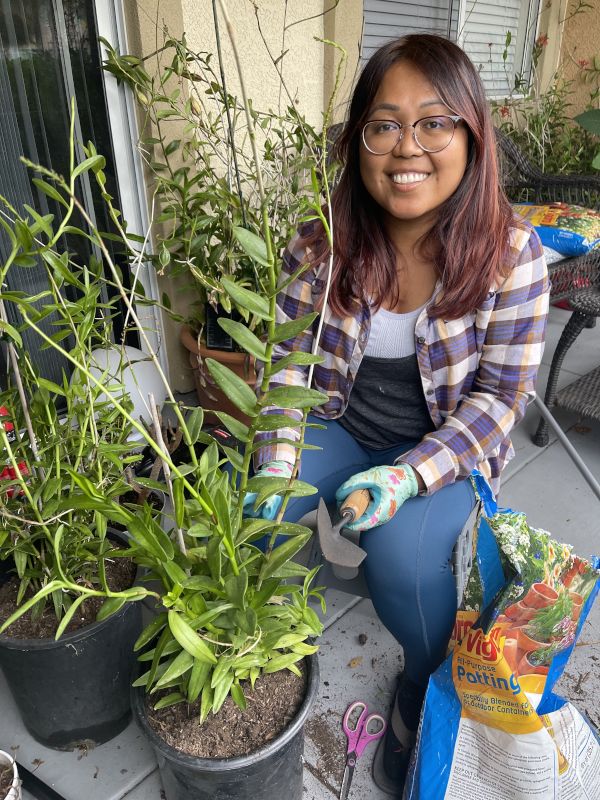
187 659 212 703
258 534 312 582
264 652 304 674
168 610 217 664
205 358 258 416
72 154 106 180
155 650 194 688
221 276 272 321
55 595 86 639
213 411 250 442
217 318 267 360
0 580 63 633
270 352 323 374
269 312 318 344
134 613 168 651
262 386 328 409
232 226 271 267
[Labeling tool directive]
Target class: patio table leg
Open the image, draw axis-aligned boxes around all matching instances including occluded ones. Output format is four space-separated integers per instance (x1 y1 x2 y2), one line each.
533 310 591 446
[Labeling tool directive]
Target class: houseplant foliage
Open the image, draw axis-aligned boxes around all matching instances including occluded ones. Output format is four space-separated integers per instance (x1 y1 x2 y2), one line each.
100 30 322 333
0 110 158 749
2 30 343 741
492 5 599 174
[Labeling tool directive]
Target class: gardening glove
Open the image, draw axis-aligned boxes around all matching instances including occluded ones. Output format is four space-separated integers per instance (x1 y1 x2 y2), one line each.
335 464 419 531
242 460 294 520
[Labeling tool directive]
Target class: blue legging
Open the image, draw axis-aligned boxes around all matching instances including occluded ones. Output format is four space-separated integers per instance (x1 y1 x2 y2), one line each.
280 417 476 688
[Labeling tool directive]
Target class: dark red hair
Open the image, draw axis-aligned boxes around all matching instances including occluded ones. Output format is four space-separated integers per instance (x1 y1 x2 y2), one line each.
306 34 513 319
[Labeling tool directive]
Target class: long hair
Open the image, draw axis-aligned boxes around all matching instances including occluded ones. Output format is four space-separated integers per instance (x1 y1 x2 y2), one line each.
306 34 513 319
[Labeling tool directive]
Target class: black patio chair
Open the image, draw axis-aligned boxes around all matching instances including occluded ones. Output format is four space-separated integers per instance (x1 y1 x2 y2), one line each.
495 129 600 446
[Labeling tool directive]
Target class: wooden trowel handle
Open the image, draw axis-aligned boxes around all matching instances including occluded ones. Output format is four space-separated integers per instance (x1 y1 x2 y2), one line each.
340 488 370 522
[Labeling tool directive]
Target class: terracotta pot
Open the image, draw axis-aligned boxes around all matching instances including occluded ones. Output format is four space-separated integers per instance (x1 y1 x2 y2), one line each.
569 591 584 621
180 325 256 424
502 637 521 672
522 582 558 610
516 626 550 655
504 601 537 623
517 652 549 676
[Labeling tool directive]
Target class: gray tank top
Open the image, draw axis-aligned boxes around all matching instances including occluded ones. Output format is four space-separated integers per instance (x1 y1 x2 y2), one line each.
338 354 435 449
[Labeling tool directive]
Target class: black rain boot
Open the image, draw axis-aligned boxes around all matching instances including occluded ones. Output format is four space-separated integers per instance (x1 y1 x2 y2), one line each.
373 674 426 797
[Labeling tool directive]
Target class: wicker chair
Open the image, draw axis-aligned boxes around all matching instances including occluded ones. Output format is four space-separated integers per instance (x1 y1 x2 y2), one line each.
495 129 600 446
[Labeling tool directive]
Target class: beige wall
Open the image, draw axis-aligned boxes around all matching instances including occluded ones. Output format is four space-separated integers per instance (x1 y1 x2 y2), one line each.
536 0 600 115
557 0 600 115
123 0 363 391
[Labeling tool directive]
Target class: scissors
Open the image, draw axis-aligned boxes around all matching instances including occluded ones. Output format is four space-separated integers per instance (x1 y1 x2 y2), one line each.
339 700 387 800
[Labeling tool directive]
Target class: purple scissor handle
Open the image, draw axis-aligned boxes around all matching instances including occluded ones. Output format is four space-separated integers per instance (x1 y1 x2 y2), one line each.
339 700 386 800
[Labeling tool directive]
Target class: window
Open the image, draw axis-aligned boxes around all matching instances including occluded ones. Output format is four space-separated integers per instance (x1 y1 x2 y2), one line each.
363 0 541 97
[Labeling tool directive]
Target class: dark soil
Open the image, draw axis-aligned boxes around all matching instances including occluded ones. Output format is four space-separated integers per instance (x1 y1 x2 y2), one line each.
146 661 307 759
0 553 136 639
0 762 14 797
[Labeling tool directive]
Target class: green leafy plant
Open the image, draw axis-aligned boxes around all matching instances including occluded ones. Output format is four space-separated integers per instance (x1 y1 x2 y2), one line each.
492 4 599 174
1 9 346 720
101 31 322 334
574 108 600 169
525 589 574 644
0 125 151 631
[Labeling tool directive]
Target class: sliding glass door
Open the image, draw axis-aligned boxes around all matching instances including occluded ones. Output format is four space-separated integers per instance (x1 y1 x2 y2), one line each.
0 0 136 385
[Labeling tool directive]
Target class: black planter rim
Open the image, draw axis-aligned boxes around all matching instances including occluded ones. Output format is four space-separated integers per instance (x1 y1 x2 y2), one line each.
131 652 319 773
0 530 136 651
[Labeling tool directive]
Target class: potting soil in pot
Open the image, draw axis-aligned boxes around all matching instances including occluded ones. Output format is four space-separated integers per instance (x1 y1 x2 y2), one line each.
0 556 136 638
146 661 307 758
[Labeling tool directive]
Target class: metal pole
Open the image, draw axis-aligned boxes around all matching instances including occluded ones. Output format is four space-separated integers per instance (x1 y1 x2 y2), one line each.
534 395 600 502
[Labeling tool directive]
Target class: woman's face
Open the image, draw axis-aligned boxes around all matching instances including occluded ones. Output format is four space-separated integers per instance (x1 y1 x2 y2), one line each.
359 60 469 238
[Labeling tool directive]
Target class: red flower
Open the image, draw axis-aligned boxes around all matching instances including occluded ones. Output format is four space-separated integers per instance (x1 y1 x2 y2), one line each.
578 59 590 69
536 34 549 48
500 106 510 118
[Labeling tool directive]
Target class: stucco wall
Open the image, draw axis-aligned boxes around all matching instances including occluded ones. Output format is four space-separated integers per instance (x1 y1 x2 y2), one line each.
536 0 600 115
557 0 600 116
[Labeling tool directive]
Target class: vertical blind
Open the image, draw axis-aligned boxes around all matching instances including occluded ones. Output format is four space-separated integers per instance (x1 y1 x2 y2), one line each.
362 0 540 97
0 0 132 387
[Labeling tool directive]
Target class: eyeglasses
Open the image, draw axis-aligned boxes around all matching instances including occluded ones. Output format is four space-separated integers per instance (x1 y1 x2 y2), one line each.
362 115 463 155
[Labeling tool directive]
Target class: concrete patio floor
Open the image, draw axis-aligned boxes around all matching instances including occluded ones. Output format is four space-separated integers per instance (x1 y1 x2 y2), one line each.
4 304 599 800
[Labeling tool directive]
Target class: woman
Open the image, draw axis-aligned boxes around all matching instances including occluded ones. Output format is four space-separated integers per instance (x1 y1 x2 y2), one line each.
246 33 549 791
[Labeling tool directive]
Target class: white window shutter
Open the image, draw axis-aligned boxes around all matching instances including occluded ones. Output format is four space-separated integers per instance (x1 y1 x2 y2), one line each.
362 0 454 62
459 0 540 98
362 0 540 98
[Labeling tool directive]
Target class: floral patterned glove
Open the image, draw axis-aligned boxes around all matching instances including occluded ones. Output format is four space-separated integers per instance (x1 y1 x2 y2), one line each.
335 464 419 531
242 460 294 520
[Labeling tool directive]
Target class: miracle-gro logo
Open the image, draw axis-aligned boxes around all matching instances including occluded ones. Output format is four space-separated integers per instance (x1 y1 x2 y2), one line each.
465 626 502 662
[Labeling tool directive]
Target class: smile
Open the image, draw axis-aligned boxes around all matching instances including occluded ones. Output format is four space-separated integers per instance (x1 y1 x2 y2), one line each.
391 172 429 185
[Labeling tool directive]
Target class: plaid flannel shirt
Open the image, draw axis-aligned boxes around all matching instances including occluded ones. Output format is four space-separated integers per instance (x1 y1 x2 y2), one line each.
254 217 549 497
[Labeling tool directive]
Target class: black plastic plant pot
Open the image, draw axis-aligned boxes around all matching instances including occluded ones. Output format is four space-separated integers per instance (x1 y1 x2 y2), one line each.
0 599 142 750
131 653 320 800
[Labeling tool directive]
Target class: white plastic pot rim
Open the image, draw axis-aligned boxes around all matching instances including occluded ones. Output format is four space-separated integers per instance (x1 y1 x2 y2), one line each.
0 750 21 800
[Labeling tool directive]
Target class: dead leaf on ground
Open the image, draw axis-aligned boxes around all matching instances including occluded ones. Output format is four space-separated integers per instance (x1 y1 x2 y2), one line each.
348 656 363 668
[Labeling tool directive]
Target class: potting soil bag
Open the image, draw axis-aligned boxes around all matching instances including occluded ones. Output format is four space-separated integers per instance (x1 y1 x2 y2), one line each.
512 202 600 256
405 475 600 800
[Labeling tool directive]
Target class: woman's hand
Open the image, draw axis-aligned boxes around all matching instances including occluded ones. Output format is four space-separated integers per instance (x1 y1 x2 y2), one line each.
242 460 294 520
335 464 419 531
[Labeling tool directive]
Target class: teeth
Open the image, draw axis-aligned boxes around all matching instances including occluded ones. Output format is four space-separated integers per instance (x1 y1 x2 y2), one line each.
391 173 428 184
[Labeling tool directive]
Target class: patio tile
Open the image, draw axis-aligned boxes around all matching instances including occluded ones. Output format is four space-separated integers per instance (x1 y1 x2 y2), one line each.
120 770 163 798
0 670 156 800
303 599 401 800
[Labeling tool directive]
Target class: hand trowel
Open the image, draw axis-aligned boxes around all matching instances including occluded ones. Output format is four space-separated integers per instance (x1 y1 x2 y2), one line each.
316 489 370 578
